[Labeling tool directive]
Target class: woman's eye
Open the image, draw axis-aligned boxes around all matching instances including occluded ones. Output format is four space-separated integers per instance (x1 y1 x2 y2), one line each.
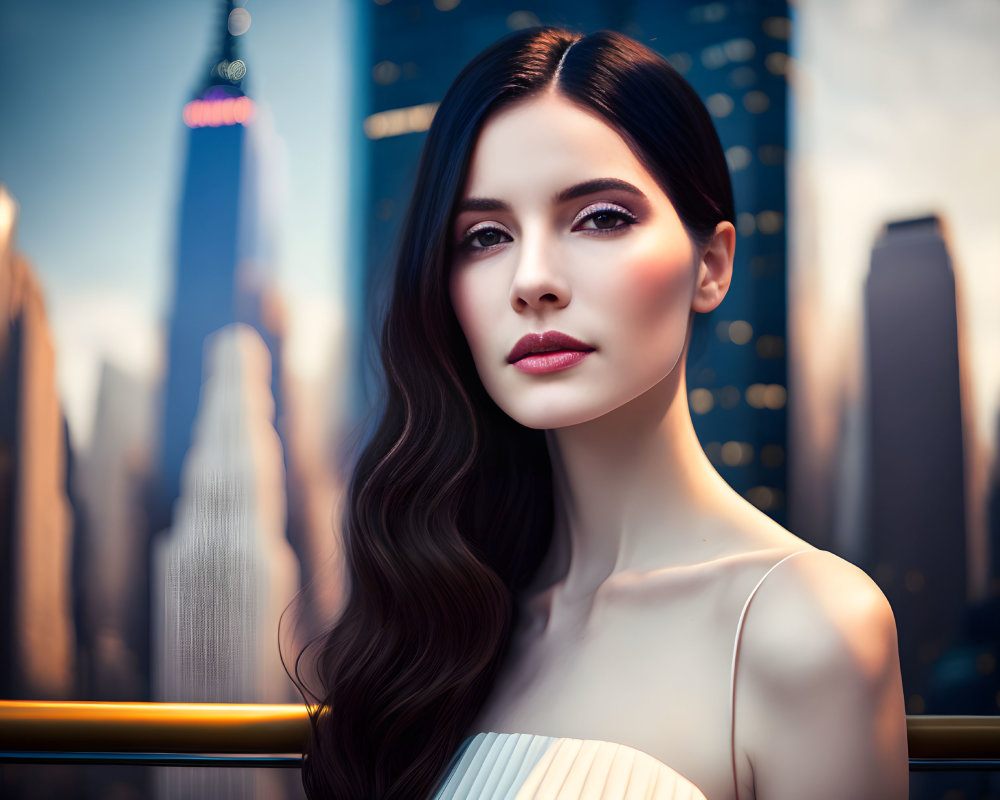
461 225 513 251
572 205 638 234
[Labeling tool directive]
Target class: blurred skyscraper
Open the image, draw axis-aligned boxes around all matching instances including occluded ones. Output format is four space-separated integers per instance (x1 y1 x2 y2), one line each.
0 184 77 700
990 407 1000 598
864 215 968 711
355 0 791 523
74 361 154 700
152 0 289 540
154 324 299 800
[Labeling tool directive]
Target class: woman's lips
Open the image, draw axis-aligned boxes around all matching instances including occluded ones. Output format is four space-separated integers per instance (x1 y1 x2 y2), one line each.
512 350 592 374
507 331 595 374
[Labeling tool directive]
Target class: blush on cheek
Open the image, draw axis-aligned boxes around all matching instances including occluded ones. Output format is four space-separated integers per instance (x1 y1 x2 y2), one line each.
626 255 695 321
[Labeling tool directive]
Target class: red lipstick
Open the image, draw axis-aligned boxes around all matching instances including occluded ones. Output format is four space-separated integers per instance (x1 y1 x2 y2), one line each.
507 331 595 374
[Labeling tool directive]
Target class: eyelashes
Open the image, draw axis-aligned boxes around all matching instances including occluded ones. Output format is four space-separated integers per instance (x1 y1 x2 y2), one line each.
458 202 638 253
460 221 514 252
570 202 638 232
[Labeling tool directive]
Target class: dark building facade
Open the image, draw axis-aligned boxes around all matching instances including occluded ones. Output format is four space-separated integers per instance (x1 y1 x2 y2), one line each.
864 215 968 711
353 0 791 522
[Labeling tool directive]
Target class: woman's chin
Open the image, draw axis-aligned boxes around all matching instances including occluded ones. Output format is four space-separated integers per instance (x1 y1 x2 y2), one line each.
496 400 618 431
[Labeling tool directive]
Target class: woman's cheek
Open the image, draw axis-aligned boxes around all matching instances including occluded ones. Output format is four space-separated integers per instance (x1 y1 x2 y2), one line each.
621 253 695 336
450 269 501 376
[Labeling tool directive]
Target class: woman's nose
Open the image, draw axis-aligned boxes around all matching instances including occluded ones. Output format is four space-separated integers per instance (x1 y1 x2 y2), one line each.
508 238 571 312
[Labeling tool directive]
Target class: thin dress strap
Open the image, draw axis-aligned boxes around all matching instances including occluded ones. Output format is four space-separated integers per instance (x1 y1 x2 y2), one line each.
729 549 812 800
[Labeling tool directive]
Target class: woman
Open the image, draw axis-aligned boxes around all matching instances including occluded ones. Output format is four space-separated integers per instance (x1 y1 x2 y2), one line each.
298 27 908 800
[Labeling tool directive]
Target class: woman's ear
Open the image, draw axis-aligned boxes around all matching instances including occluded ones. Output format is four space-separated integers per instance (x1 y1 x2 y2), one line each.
691 221 735 314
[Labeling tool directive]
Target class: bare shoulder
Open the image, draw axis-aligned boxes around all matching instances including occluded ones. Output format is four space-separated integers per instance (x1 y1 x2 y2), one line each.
706 494 898 681
735 549 909 800
740 549 899 684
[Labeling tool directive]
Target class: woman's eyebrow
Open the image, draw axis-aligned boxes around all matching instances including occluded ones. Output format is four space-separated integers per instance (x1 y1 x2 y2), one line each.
457 197 510 213
555 178 646 203
456 178 646 215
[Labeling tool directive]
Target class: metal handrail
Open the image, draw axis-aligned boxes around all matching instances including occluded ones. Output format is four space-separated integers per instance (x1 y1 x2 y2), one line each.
0 701 308 755
1 702 999 769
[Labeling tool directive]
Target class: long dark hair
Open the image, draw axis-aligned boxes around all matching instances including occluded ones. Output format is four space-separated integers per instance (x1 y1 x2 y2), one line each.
299 27 734 799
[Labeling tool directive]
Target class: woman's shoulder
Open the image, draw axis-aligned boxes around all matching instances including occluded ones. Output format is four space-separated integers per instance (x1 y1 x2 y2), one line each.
726 538 909 796
714 496 895 659
737 544 899 691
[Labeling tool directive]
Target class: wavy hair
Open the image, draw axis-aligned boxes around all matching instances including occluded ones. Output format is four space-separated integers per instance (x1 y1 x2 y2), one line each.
299 27 734 800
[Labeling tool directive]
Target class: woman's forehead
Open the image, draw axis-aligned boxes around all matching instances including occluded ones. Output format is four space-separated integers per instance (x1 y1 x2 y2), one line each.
460 93 661 203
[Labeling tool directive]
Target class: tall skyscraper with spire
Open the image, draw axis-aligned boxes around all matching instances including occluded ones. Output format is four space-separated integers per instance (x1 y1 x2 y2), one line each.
152 0 288 540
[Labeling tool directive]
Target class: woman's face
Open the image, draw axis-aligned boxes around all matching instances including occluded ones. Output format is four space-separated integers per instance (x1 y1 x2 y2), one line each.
449 92 702 430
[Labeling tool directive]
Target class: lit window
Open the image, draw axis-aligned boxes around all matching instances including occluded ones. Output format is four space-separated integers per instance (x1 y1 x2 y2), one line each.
507 11 541 30
724 38 755 62
688 2 728 24
755 335 785 359
725 145 751 171
743 90 770 114
667 52 692 74
689 388 714 414
762 16 792 40
701 45 728 70
728 320 753 345
762 384 786 410
718 385 741 409
745 383 766 409
744 486 784 510
764 52 789 76
722 441 753 466
706 93 734 118
364 102 439 139
227 7 251 36
756 210 784 234
372 60 401 86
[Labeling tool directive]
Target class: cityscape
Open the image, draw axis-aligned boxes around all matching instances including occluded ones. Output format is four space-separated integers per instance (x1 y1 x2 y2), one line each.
1 1 999 799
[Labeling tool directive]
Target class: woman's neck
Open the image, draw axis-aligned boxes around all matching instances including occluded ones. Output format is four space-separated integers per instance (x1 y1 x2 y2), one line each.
534 365 737 609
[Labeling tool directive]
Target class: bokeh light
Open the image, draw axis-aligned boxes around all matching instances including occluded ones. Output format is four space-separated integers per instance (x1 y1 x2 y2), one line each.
227 7 251 36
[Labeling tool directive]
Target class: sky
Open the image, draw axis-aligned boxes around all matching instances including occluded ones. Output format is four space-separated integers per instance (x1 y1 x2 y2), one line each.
0 0 348 449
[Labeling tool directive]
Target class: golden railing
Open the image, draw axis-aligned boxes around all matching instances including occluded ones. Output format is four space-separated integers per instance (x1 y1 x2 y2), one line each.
1 702 1000 770
0 701 308 768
